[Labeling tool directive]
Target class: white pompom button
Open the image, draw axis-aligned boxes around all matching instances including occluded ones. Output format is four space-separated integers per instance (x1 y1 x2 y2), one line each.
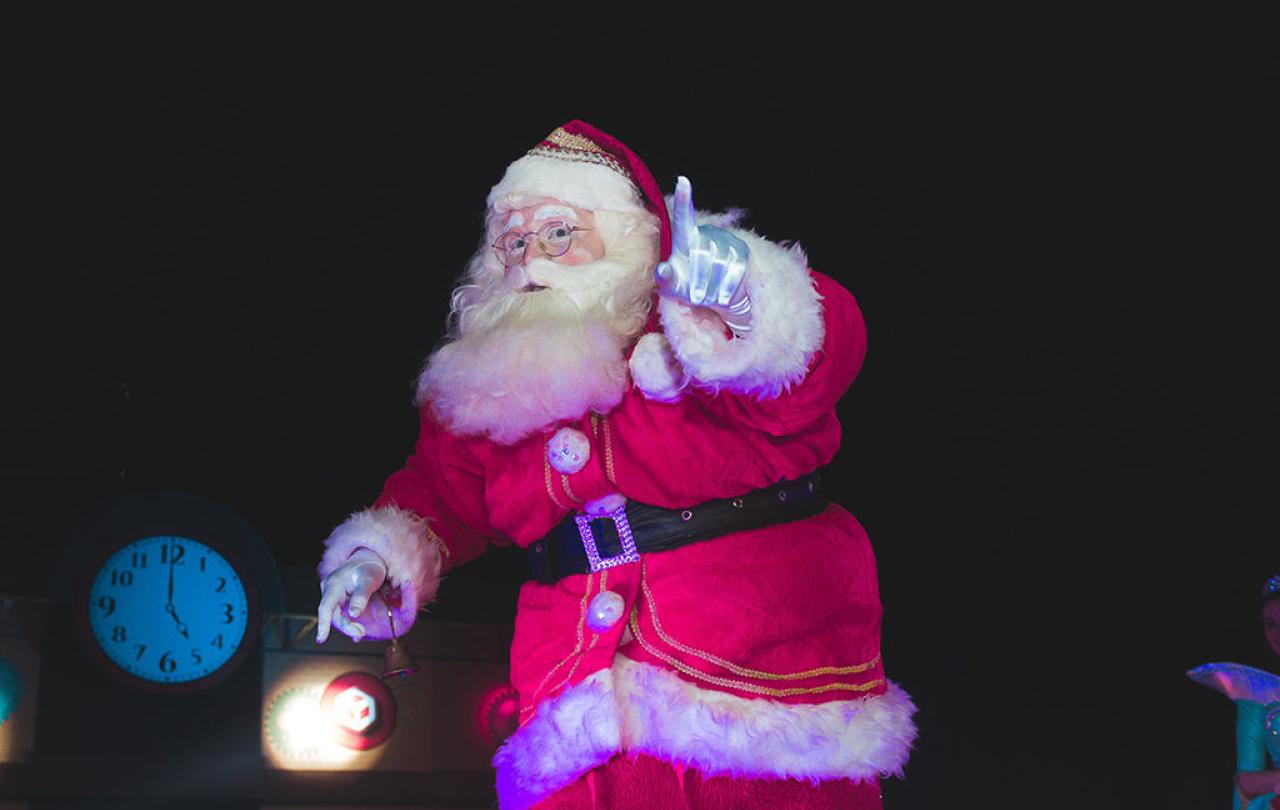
547 427 591 474
586 590 626 632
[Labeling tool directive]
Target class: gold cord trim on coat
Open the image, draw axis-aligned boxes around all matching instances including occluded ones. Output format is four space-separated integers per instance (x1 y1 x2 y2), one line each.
628 611 886 698
545 568 606 699
602 416 617 485
523 571 595 715
639 562 881 680
560 473 582 504
543 454 572 511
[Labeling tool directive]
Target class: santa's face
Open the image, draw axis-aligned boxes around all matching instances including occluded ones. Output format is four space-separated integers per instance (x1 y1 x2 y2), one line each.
496 199 643 313
417 199 661 444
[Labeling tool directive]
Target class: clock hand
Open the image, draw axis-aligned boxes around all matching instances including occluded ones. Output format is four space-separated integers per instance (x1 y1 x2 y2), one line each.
165 602 189 638
168 552 175 604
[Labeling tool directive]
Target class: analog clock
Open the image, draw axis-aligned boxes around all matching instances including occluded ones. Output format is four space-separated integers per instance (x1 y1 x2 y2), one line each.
80 532 257 692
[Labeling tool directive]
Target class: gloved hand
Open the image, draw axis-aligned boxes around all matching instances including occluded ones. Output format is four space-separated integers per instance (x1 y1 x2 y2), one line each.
316 547 387 644
655 175 753 334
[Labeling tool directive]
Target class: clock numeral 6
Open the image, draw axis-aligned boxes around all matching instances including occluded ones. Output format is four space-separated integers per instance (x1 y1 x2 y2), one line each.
158 651 176 674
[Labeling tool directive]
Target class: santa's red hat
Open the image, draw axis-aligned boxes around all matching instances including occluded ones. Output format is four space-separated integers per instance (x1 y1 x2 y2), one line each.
486 120 672 261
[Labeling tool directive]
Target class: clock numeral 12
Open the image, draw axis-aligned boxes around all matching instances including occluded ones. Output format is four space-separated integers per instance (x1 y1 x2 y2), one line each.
160 544 186 565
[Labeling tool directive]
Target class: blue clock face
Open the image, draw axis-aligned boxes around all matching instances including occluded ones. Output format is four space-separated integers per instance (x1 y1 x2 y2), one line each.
87 535 250 684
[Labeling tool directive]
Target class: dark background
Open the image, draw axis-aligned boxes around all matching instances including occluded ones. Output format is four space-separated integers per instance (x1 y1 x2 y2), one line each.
5 17 1276 808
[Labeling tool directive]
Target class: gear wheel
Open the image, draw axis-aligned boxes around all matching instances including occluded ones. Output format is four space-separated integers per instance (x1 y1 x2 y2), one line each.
264 686 327 760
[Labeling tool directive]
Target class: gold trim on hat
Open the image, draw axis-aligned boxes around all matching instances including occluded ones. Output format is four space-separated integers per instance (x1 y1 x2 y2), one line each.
529 127 639 192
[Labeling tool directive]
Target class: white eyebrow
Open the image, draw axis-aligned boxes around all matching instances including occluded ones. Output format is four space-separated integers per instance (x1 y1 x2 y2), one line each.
503 212 525 231
533 205 578 223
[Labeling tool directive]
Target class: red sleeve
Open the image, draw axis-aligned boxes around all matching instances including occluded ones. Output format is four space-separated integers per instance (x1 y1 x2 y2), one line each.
372 403 507 572
693 271 866 436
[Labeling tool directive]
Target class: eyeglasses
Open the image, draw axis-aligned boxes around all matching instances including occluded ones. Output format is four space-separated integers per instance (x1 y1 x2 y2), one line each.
492 221 593 267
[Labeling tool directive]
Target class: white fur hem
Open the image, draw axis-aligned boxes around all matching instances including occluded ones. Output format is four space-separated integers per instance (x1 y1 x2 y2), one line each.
492 656 916 808
493 669 620 810
658 205 825 398
317 506 445 641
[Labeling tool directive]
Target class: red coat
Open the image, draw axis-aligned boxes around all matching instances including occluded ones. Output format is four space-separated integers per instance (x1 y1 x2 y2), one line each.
318 224 917 809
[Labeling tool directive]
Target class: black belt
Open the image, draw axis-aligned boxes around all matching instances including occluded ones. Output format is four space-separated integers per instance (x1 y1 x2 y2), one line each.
528 472 827 584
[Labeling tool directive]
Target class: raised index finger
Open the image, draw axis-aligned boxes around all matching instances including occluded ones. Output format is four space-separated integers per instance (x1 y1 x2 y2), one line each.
672 175 698 257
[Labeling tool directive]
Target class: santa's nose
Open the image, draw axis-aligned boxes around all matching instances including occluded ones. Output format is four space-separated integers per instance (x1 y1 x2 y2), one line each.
505 264 531 289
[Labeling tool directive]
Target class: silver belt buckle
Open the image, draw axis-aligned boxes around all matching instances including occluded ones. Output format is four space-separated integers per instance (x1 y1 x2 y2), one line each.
574 506 640 573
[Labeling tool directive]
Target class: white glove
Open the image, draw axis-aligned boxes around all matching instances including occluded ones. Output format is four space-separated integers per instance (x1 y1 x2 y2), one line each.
655 175 753 333
316 547 387 644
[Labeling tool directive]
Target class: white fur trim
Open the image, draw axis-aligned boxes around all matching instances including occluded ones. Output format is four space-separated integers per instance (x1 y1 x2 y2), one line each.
493 669 620 810
317 506 445 641
492 656 916 807
658 203 825 398
614 655 917 783
488 154 645 214
628 332 690 402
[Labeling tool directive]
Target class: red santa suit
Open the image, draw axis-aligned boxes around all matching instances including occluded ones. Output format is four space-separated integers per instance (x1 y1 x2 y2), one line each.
317 121 916 809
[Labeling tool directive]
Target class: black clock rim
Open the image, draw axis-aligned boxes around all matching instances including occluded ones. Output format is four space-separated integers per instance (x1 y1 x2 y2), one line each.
75 526 261 696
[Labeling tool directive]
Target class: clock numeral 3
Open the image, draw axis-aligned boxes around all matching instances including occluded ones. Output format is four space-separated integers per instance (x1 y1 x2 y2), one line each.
222 603 234 624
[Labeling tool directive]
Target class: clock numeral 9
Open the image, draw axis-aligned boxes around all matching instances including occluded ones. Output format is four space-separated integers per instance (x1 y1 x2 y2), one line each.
98 595 116 616
110 570 134 587
160 544 186 565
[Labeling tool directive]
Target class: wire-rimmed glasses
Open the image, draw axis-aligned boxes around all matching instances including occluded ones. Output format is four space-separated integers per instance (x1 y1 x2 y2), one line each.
492 221 594 267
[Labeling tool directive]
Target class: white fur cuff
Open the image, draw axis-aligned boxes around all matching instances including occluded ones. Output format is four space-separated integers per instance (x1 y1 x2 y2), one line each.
659 223 824 398
317 506 445 641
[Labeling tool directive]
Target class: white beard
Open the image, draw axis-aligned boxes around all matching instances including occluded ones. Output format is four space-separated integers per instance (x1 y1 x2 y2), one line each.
416 217 658 445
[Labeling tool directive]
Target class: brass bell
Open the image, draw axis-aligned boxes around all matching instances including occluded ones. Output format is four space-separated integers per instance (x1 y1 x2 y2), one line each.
380 583 419 680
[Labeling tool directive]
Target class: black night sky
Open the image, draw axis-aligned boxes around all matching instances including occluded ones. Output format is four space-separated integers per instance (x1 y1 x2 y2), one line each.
4 16 1276 809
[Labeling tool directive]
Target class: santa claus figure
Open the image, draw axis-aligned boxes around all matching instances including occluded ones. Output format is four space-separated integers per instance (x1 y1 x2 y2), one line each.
316 120 917 809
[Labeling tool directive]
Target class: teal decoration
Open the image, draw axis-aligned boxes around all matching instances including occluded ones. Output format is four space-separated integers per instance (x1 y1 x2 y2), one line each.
0 658 22 726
